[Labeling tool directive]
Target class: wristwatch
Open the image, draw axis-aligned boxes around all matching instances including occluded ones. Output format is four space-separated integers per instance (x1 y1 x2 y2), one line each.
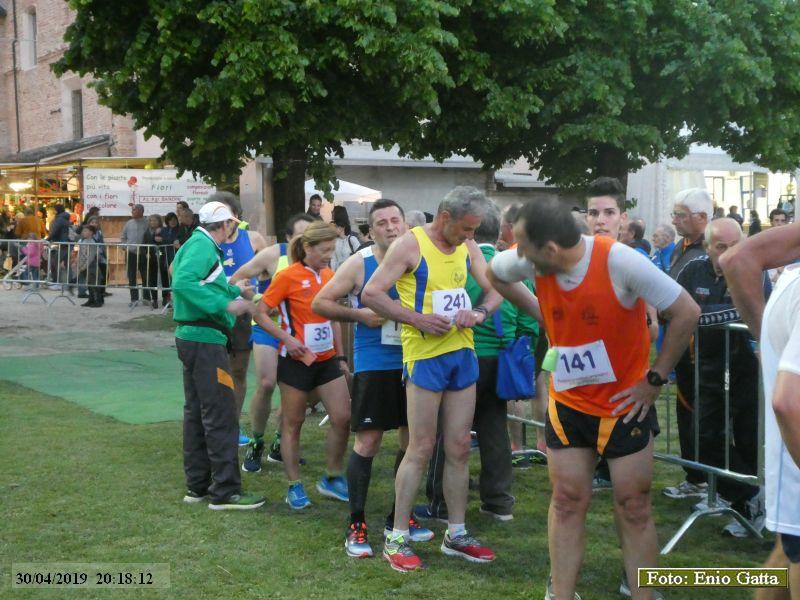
646 369 669 387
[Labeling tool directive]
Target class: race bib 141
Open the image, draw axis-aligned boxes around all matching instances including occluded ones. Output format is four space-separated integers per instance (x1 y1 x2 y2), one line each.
552 340 617 392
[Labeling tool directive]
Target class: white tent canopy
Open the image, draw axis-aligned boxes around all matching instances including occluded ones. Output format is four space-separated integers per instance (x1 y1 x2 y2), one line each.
305 179 381 222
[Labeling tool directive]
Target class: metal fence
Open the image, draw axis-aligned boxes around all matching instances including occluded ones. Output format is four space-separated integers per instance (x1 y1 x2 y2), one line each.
1 239 174 311
507 321 764 554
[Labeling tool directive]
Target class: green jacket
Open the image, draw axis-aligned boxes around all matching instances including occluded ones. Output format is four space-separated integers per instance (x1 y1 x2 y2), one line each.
517 279 540 349
172 228 241 345
466 244 519 357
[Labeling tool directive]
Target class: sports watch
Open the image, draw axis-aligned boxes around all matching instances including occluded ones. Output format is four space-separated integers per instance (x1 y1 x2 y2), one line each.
646 369 669 387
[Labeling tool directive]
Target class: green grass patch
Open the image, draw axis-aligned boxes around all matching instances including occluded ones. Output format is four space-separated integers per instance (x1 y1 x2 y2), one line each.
0 381 772 598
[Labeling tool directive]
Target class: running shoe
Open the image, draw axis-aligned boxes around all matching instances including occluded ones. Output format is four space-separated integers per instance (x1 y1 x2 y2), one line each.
662 480 707 499
345 522 373 558
479 505 514 522
317 475 349 502
267 441 307 465
544 576 582 600
383 534 423 573
620 571 664 598
412 504 448 524
512 455 533 470
723 489 765 538
285 482 311 510
440 530 495 563
692 494 731 513
182 489 209 504
384 517 435 542
238 431 250 447
592 476 612 492
208 492 266 511
242 439 265 473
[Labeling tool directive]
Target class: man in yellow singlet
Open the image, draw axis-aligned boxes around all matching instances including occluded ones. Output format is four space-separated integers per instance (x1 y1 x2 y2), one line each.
362 186 502 572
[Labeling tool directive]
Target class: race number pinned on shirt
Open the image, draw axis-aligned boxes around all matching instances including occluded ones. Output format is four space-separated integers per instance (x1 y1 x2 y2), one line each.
431 288 471 322
381 320 402 345
552 340 617 392
304 321 334 353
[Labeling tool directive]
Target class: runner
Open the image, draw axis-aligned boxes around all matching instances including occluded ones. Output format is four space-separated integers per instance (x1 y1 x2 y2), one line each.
253 221 351 509
488 198 699 600
361 186 502 573
311 199 434 558
213 192 268 446
719 221 800 599
171 200 265 510
231 213 314 472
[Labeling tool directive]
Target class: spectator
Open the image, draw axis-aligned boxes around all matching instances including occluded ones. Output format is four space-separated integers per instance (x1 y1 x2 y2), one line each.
306 194 323 220
82 206 100 225
330 205 360 270
76 225 104 308
727 205 744 226
632 217 652 254
46 204 72 288
651 224 677 274
21 233 43 288
176 205 198 246
749 210 762 236
712 206 725 220
143 214 166 309
673 218 767 536
405 210 427 229
14 206 46 239
120 204 149 307
770 208 789 227
86 215 108 298
620 220 649 257
664 187 712 499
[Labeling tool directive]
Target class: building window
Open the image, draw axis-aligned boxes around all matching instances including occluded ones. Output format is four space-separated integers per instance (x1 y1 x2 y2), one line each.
71 89 83 140
21 8 37 69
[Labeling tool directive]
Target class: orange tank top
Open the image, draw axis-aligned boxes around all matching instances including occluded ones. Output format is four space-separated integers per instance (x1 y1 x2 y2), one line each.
535 236 649 417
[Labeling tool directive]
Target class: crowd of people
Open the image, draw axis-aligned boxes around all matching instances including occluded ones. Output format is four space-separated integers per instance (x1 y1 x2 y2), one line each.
170 183 800 598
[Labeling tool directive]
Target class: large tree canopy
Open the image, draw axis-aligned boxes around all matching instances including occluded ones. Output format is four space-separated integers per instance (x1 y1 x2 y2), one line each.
54 0 562 224
415 0 800 186
56 0 800 220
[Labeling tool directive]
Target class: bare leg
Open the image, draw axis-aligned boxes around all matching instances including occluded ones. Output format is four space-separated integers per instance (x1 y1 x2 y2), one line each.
508 400 526 451
548 446 595 600
393 383 442 530
316 375 351 473
757 538 791 600
398 426 409 452
354 429 384 458
608 437 658 600
279 382 307 481
229 348 251 418
440 384 477 525
249 344 278 435
535 371 549 449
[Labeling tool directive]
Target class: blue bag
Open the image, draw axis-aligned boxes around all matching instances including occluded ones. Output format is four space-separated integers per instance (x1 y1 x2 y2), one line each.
493 312 536 400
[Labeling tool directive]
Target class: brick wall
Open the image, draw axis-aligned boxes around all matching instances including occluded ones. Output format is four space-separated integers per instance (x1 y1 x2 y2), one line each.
0 0 136 157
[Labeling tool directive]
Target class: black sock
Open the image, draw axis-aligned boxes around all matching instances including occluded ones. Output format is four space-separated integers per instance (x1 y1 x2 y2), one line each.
347 451 373 524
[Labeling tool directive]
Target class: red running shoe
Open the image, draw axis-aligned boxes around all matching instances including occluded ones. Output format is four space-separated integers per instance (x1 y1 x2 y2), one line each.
382 534 423 573
440 531 495 563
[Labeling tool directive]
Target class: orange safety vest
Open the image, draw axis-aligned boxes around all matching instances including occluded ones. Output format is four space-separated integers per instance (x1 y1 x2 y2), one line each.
535 236 649 417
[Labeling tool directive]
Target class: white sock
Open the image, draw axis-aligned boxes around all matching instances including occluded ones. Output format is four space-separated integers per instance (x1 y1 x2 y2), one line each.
448 523 466 538
390 528 410 542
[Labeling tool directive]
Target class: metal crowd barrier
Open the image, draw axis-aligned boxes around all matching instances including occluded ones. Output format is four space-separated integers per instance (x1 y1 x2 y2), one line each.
506 321 764 555
0 239 175 312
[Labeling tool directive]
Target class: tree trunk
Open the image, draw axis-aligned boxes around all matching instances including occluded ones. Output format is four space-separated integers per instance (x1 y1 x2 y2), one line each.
271 144 307 232
596 144 629 192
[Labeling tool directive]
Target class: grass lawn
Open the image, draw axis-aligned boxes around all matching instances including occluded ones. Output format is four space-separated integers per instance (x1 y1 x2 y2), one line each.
1 380 774 599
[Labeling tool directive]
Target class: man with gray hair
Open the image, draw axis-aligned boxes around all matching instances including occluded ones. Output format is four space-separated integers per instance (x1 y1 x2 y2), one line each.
670 188 712 277
363 185 503 572
671 218 768 536
405 210 427 229
651 224 676 274
120 203 150 307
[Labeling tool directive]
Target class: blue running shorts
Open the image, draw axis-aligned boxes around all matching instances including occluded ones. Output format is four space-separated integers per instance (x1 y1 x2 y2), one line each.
250 323 280 349
403 348 478 392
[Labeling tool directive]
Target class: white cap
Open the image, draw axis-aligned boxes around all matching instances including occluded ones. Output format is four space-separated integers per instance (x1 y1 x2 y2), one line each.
198 201 240 224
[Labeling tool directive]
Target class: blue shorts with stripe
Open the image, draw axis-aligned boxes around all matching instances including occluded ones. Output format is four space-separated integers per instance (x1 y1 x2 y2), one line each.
403 348 478 392
250 323 280 349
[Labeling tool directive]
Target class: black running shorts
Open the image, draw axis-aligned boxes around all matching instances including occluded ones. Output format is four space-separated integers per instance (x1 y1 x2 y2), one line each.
277 356 343 392
350 369 407 432
545 399 659 459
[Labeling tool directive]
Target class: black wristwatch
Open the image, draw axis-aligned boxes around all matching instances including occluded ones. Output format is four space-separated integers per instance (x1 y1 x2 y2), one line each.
336 355 348 363
646 369 668 387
